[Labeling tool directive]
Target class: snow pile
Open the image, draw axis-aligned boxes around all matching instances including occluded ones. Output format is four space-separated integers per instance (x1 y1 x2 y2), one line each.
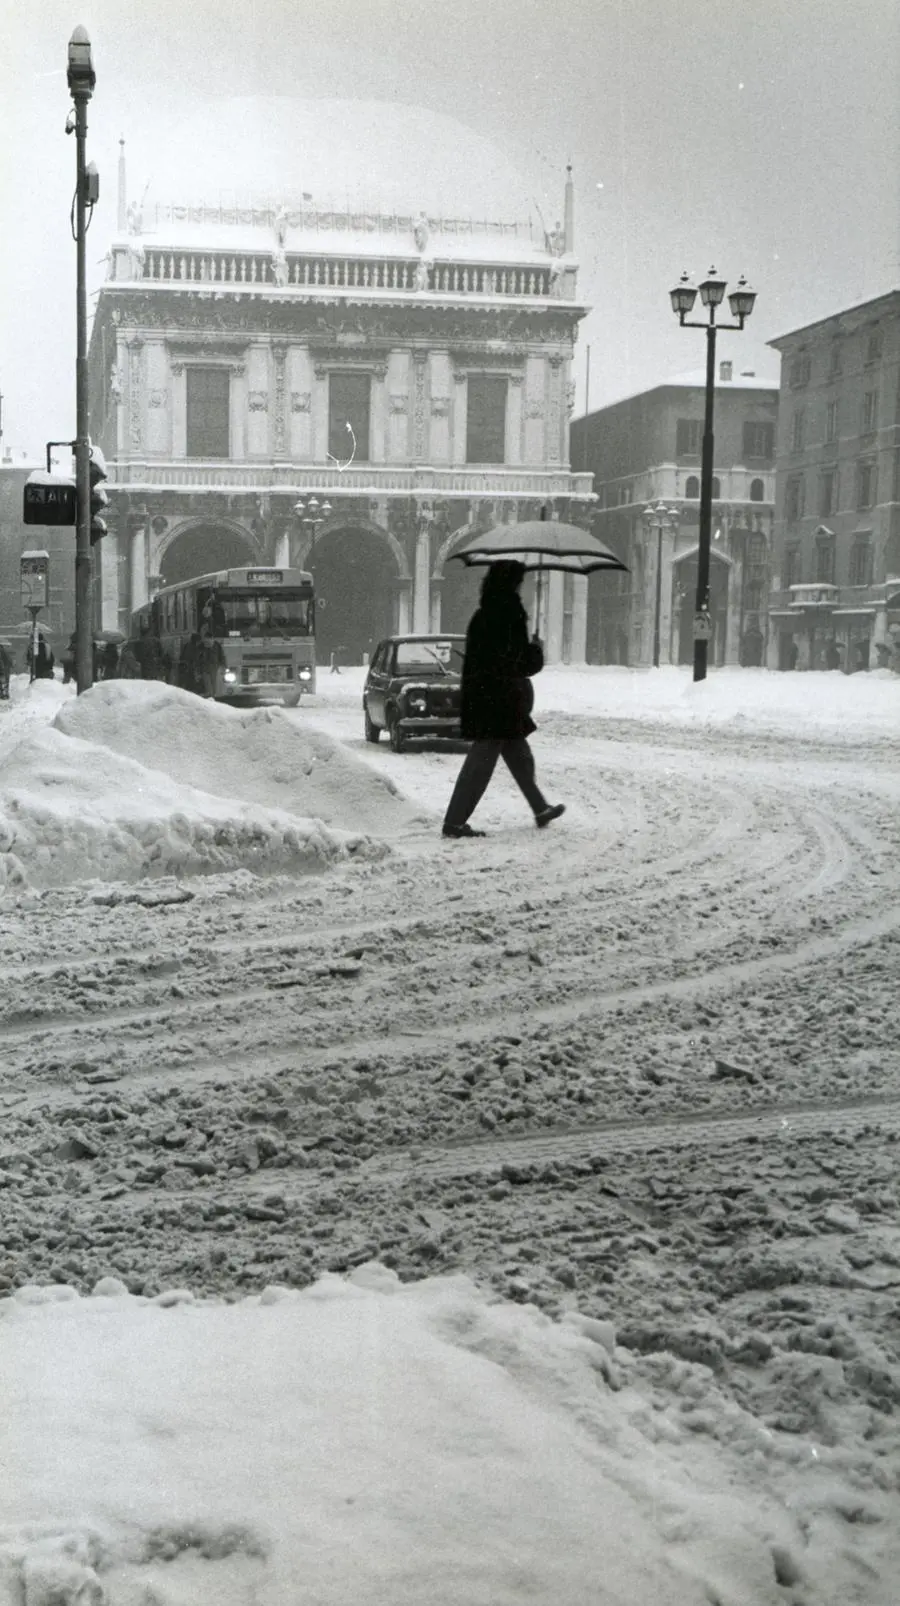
0 677 405 892
5 1265 893 1606
54 681 429 834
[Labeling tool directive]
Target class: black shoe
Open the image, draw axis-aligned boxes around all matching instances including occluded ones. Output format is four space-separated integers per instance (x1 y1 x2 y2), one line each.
442 823 487 838
535 804 565 828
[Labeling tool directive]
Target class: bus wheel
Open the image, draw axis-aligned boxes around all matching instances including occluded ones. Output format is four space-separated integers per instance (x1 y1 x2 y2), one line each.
364 710 381 743
388 715 405 753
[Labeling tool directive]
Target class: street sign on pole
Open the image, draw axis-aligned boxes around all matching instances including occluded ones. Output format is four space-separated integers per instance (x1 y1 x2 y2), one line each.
20 550 50 610
23 473 77 526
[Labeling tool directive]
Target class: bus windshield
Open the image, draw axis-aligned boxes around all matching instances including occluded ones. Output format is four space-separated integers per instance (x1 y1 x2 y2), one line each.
205 590 314 638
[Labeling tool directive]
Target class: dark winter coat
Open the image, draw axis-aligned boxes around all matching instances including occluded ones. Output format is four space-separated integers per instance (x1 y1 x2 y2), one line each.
460 592 544 741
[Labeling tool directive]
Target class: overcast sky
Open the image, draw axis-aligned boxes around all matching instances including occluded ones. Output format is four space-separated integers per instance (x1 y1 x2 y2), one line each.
2 0 897 459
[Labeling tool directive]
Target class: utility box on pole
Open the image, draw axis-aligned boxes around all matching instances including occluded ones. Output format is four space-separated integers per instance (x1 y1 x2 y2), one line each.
20 550 50 610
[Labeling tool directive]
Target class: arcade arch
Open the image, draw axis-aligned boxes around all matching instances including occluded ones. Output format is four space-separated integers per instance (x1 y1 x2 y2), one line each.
157 520 259 587
296 520 408 663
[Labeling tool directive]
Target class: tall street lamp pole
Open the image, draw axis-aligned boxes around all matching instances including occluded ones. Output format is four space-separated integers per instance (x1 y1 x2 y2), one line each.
67 25 96 695
642 500 680 668
669 269 756 682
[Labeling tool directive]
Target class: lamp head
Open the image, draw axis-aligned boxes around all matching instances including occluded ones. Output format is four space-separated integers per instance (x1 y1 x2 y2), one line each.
698 266 727 308
669 272 697 317
67 25 95 96
727 275 757 322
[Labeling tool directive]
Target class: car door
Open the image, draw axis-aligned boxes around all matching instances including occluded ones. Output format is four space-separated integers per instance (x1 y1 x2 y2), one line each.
366 643 390 726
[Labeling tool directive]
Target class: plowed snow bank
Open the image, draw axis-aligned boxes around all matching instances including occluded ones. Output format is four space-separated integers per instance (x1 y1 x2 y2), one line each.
53 682 429 833
0 725 381 892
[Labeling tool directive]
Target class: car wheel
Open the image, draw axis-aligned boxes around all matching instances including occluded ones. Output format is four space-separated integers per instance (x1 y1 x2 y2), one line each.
388 715 405 753
364 709 381 743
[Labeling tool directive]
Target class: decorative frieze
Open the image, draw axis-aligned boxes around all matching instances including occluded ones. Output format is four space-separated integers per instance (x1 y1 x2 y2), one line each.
148 388 168 409
127 338 144 451
430 396 450 416
390 394 409 414
249 391 269 412
291 391 311 412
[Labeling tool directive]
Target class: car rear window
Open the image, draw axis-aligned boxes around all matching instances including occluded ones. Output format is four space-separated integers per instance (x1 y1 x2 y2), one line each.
395 641 463 672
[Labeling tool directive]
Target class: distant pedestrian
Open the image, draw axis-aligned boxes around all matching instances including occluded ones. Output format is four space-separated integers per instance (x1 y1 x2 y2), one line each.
62 633 76 684
0 643 11 700
442 560 564 839
30 633 55 680
330 649 341 675
825 640 841 671
789 640 799 671
199 629 225 698
100 640 120 680
117 642 142 678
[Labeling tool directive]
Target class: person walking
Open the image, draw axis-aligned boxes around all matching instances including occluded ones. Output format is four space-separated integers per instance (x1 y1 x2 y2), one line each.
442 559 564 839
0 642 12 700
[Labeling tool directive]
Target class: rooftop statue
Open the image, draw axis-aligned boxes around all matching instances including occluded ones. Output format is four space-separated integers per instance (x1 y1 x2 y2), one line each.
413 211 429 252
273 204 289 249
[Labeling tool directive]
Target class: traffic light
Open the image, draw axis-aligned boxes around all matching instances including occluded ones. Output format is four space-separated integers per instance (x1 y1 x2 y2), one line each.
89 445 109 545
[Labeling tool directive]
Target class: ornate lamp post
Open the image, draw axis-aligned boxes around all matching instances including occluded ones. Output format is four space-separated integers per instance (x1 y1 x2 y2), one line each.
293 495 332 570
669 268 757 682
642 499 681 667
293 495 331 627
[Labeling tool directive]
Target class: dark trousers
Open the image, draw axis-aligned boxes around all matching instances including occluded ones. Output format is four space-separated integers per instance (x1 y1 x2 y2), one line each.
443 737 548 828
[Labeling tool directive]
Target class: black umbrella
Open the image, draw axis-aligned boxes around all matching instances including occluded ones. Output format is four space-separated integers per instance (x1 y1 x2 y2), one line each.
450 518 627 634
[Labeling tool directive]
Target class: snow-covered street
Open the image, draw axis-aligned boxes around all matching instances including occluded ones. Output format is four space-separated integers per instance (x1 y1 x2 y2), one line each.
1 665 899 1605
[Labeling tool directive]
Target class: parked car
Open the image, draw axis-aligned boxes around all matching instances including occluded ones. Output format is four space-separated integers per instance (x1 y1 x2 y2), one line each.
363 634 466 751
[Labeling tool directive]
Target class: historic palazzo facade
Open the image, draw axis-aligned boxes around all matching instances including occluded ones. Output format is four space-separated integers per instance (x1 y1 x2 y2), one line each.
87 161 594 662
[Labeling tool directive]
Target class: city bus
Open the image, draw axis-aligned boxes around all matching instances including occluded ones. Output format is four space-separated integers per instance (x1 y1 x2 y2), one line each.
128 566 316 705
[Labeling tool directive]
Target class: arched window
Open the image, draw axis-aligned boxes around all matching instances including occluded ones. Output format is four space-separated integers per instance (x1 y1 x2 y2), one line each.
749 477 765 502
686 475 700 498
711 477 721 499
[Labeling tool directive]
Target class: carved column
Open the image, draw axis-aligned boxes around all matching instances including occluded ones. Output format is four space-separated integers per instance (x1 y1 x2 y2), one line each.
130 518 148 614
126 337 144 455
412 354 429 461
451 369 467 466
412 503 433 633
547 355 564 465
273 345 287 457
171 362 186 457
99 520 121 632
506 374 524 466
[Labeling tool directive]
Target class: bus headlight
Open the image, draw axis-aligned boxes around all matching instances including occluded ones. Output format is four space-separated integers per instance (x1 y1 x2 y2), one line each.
299 668 312 680
408 694 427 713
223 669 238 684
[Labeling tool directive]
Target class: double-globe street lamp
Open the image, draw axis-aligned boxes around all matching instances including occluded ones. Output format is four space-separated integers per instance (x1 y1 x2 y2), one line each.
293 495 332 625
669 268 757 682
641 499 681 668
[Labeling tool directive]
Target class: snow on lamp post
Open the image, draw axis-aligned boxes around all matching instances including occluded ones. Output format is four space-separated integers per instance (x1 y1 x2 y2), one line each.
669 269 756 682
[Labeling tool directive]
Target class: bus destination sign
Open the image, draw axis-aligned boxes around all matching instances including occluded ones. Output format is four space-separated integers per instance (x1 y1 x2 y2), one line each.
246 570 283 585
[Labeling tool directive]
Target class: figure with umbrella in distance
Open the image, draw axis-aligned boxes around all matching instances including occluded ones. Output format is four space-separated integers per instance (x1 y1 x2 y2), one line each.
441 511 627 840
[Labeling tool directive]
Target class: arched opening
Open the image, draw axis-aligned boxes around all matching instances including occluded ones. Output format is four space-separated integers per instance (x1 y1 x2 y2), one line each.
686 476 700 499
310 525 398 664
439 551 483 634
749 477 765 502
672 549 731 666
711 477 721 499
160 523 256 586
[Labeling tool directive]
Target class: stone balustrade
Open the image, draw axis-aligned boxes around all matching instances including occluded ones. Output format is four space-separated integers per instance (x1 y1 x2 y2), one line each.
138 250 557 299
107 458 595 500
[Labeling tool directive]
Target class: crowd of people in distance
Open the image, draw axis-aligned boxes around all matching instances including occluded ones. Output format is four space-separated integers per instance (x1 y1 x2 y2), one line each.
55 623 224 697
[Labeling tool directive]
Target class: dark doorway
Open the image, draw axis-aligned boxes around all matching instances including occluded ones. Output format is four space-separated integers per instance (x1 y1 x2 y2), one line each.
160 524 255 586
311 526 396 663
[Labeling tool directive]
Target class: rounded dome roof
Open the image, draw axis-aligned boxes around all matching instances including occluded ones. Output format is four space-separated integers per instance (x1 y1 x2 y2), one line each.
134 97 543 224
